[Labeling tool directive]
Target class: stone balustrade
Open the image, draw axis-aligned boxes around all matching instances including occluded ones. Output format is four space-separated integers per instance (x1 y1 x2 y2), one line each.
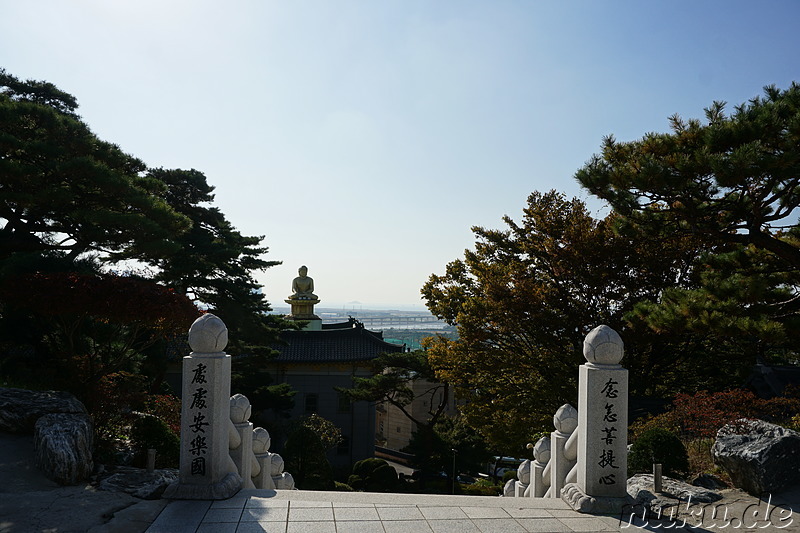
227 393 295 490
165 313 295 499
506 325 629 514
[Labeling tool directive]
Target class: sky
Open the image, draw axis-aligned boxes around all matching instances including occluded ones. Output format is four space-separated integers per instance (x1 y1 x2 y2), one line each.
2 1 799 310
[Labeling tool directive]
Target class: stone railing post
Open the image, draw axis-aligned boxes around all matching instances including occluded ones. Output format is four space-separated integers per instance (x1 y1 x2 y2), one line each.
270 453 295 489
515 459 531 496
550 404 578 498
164 314 242 499
562 325 630 514
229 394 258 489
530 437 550 498
252 427 275 490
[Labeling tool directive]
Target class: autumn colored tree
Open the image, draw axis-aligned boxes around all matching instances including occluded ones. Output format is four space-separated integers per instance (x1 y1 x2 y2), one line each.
422 191 728 453
0 269 198 406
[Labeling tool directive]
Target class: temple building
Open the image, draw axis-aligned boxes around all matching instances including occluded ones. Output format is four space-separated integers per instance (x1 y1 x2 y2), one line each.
267 266 403 469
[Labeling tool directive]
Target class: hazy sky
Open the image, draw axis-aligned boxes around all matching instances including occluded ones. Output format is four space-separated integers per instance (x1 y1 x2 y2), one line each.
2 1 799 309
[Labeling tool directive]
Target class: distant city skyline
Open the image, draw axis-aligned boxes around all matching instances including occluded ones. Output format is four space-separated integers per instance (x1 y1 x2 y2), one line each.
2 1 799 307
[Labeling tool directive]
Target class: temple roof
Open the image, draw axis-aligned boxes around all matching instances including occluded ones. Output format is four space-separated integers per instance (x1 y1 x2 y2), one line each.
272 322 404 363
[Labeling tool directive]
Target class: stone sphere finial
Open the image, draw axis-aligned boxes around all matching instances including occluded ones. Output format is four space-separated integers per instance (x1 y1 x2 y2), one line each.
553 403 578 434
532 436 551 463
188 313 228 353
583 325 623 365
252 427 271 454
230 393 251 423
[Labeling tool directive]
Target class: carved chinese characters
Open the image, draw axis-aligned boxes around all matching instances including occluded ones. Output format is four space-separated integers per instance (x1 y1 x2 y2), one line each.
574 325 628 504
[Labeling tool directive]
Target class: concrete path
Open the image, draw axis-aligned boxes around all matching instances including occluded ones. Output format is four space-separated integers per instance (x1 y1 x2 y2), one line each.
145 489 687 533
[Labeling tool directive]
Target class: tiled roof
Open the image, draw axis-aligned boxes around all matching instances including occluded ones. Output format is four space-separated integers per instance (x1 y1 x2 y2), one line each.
272 324 404 363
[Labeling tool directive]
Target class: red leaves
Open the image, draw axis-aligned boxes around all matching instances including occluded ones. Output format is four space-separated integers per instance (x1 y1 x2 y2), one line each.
2 271 199 333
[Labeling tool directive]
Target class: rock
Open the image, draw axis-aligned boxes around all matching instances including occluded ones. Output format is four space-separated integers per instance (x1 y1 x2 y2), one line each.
627 474 722 515
503 478 516 497
34 413 94 485
97 466 178 499
712 419 800 496
690 473 727 490
0 387 87 433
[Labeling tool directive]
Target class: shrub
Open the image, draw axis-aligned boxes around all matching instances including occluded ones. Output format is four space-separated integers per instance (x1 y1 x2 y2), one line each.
283 426 335 490
629 428 689 477
144 394 181 436
130 415 180 469
462 479 503 496
348 458 397 492
334 481 354 491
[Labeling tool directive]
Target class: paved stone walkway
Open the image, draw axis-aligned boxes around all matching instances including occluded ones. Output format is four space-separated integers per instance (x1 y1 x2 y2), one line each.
145 489 691 533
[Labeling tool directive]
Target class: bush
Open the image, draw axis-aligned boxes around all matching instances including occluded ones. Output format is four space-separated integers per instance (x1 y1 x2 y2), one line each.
501 470 517 484
283 426 335 490
334 481 354 491
629 428 689 477
130 415 180 469
462 479 502 496
348 458 398 492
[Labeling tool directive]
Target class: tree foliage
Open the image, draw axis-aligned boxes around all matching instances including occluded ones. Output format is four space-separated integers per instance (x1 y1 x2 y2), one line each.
576 83 800 269
337 350 449 429
577 84 800 356
421 190 734 453
146 168 287 356
283 425 335 491
402 415 490 478
348 458 398 492
0 69 189 262
0 70 287 418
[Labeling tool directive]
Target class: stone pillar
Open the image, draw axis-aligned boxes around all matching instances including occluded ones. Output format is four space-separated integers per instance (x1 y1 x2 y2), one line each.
562 325 631 514
164 314 242 500
530 437 550 498
550 404 578 498
230 394 256 489
252 427 276 490
515 459 530 496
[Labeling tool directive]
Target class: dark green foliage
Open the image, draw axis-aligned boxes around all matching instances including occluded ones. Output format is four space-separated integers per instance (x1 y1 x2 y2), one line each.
231 353 295 421
629 428 689 477
577 83 800 355
337 350 449 429
130 415 180 469
146 168 289 357
462 479 503 496
334 481 354 491
577 83 800 269
348 458 398 492
0 70 190 262
402 415 491 482
283 426 335 491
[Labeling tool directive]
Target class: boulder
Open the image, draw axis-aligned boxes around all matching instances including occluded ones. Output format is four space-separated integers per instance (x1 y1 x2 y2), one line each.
98 466 178 499
34 413 94 485
690 473 727 490
0 387 87 433
627 474 722 515
712 419 800 496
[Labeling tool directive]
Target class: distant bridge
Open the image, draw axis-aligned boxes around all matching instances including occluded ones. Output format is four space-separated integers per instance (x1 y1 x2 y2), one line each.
324 315 446 328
